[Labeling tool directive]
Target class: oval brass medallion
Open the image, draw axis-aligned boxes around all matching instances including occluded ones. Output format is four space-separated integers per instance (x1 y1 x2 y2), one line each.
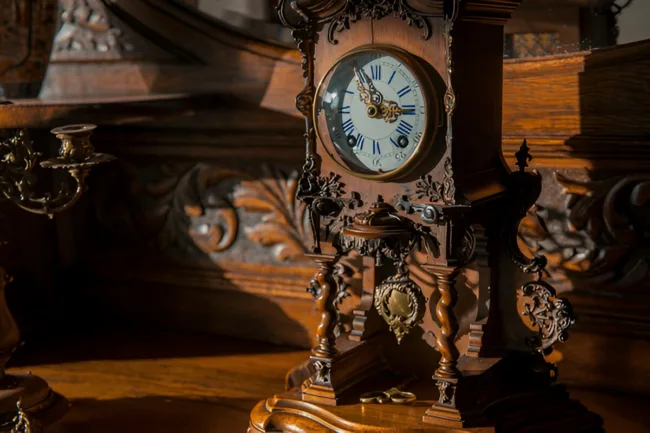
374 274 426 343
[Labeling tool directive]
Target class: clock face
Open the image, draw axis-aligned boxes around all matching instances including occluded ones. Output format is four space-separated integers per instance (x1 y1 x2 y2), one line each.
315 46 433 179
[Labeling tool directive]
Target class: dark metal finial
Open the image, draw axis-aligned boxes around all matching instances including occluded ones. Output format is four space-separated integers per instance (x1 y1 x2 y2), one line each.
515 139 533 172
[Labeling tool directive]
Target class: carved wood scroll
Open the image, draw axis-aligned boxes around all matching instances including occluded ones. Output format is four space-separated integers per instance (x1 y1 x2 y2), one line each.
518 171 650 295
93 162 312 263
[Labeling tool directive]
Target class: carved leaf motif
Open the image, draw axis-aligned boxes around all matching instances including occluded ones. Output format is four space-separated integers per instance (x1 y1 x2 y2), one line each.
518 172 650 294
326 0 435 43
94 162 313 262
234 166 310 262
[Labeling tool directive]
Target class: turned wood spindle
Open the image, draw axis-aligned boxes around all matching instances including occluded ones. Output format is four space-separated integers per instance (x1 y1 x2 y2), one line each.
428 266 461 378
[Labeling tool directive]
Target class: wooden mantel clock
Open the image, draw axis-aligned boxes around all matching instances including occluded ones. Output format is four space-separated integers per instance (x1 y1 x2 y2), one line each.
250 1 604 432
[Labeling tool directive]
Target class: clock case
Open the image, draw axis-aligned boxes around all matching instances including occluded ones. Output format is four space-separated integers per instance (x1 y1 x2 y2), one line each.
249 1 604 432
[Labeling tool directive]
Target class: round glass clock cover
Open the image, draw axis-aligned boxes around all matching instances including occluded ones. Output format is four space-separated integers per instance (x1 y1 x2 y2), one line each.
316 47 429 177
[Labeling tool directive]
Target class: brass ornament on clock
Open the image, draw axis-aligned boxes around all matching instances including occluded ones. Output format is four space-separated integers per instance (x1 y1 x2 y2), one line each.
314 44 441 181
374 272 426 344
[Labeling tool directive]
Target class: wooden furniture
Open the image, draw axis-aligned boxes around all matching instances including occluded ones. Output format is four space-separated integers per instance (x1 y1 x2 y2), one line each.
2 330 644 433
247 0 603 431
2 0 648 424
504 0 622 58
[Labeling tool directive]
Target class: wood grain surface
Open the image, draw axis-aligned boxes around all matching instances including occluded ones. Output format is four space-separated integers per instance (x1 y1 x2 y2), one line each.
4 331 648 433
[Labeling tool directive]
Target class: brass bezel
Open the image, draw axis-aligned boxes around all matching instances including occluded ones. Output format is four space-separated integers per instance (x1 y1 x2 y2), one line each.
313 44 440 182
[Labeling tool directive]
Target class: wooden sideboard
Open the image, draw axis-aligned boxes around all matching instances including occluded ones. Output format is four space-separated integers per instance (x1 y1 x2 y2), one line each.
2 0 648 399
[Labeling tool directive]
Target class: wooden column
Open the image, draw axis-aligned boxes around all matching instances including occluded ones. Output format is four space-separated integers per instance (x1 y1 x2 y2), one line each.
307 253 340 358
424 264 461 379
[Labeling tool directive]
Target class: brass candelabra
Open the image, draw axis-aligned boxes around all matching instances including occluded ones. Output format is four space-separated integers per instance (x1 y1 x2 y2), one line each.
0 123 114 432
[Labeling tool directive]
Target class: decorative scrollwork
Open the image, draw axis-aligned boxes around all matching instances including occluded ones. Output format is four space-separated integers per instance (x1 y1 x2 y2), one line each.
339 201 439 265
0 130 40 196
234 166 312 262
436 380 454 405
339 234 407 266
518 280 576 353
374 273 426 343
438 1 461 205
312 359 332 385
415 157 456 205
396 195 445 224
507 218 548 275
519 171 650 294
339 202 413 265
309 172 360 219
95 163 313 262
326 0 440 44
0 124 114 218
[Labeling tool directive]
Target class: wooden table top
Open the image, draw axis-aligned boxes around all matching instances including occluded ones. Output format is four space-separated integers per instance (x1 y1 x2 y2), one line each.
6 330 649 433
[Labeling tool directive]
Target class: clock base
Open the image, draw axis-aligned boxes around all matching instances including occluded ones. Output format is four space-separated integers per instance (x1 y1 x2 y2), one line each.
249 385 603 433
300 333 392 406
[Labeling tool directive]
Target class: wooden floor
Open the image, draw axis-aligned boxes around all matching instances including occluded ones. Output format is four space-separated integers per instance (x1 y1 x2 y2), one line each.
6 330 650 433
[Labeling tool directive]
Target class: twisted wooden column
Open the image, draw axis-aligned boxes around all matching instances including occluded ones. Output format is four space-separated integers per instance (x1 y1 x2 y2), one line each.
425 265 461 378
307 253 340 358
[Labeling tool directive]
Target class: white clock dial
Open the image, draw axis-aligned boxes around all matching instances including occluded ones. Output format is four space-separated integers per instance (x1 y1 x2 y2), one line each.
316 47 429 177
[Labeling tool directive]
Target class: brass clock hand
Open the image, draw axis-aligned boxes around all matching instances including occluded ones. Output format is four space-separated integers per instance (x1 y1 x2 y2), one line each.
353 66 382 119
380 100 403 123
380 101 416 123
353 66 372 105
358 68 383 105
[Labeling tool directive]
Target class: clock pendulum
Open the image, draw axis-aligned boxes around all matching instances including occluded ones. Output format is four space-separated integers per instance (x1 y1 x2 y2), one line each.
249 1 605 432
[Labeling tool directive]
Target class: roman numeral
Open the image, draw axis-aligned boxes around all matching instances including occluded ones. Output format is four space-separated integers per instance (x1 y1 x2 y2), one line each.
356 135 365 150
388 70 396 84
403 104 416 115
372 140 381 155
397 86 411 97
371 65 381 81
396 120 413 136
340 105 351 114
390 137 399 148
357 70 365 84
342 119 355 135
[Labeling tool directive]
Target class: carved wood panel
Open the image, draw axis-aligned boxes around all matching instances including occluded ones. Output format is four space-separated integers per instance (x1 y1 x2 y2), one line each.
519 168 650 297
92 160 313 265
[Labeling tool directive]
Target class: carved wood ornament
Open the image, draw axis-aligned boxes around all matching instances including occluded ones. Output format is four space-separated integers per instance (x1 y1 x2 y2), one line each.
251 1 602 431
